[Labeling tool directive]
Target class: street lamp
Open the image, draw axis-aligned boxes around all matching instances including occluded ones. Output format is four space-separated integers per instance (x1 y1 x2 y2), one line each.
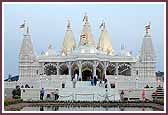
115 76 117 88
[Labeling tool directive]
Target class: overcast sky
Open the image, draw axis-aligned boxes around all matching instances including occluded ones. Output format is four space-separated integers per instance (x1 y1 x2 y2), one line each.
3 3 165 79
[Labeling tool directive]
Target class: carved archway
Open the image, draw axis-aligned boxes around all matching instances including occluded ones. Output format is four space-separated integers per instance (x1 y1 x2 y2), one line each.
71 62 79 78
96 62 104 80
59 63 68 75
118 63 131 76
106 63 116 75
44 63 57 76
82 61 93 81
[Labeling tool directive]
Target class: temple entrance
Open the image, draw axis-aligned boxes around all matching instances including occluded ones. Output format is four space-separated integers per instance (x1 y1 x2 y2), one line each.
71 63 79 79
107 63 116 75
82 68 92 81
96 63 104 80
81 62 93 81
59 63 68 75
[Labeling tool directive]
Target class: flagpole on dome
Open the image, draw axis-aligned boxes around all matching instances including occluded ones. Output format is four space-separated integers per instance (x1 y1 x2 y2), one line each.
20 20 27 35
145 21 151 35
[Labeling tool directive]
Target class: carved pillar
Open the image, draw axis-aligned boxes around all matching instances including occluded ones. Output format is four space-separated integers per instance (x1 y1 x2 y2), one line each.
104 62 108 79
78 61 82 80
116 63 119 75
57 63 59 75
104 67 107 78
131 63 134 76
93 61 97 77
67 62 72 78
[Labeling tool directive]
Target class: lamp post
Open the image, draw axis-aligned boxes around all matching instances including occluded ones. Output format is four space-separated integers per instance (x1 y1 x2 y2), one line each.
115 76 117 88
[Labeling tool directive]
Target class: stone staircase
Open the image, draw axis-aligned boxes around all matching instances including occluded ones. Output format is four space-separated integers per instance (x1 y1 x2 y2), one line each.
152 85 164 100
58 81 120 101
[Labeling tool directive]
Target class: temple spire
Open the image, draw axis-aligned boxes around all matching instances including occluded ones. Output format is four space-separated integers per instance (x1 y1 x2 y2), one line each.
61 20 76 56
97 21 113 55
140 22 155 62
79 13 95 46
19 20 35 58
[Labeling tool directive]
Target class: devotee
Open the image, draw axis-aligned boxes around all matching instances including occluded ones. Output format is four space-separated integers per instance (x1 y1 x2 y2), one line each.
94 76 97 86
90 76 94 86
40 88 45 100
72 76 77 88
54 89 59 101
104 89 109 101
104 79 108 88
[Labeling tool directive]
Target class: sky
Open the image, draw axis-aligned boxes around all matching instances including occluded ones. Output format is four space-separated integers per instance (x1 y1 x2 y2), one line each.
3 3 165 79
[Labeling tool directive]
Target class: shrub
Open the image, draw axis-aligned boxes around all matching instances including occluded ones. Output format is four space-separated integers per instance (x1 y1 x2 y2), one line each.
4 98 23 106
12 86 21 99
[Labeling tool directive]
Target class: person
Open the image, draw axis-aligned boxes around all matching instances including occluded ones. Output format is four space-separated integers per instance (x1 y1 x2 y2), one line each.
93 76 97 86
54 89 59 101
99 80 102 86
40 106 44 111
75 73 78 81
120 90 124 102
72 77 77 88
40 88 45 100
104 79 108 88
104 89 109 101
90 76 94 86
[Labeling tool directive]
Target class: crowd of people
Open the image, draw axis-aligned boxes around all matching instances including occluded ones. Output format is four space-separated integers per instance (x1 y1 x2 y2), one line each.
71 74 109 88
90 75 108 88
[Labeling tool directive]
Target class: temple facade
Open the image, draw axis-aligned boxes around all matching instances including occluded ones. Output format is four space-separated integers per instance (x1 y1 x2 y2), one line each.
18 14 157 89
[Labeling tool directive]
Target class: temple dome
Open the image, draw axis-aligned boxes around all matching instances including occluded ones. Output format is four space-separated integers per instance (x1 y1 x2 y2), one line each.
45 44 56 56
